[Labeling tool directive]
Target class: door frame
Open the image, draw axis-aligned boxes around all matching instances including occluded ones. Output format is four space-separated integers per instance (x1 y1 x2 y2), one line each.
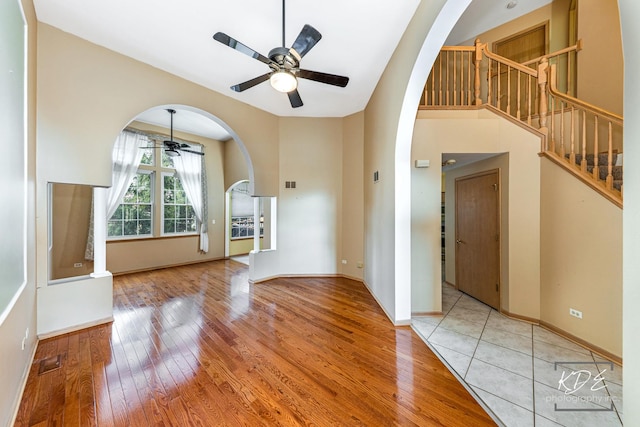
454 168 502 310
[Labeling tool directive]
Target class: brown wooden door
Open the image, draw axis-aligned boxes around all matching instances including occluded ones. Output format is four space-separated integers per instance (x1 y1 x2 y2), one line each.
493 24 547 116
455 170 500 310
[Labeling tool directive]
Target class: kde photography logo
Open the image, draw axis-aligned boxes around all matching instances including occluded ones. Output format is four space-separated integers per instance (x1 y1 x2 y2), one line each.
546 361 618 412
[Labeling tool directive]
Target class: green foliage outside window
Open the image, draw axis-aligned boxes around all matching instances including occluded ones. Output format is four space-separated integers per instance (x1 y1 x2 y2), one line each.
163 174 197 234
108 173 153 238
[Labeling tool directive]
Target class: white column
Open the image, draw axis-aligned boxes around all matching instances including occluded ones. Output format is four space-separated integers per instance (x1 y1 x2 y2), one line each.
253 196 261 252
90 187 110 277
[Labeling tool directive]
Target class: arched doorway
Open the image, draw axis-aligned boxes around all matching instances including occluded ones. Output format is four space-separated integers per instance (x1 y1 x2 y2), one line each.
97 104 256 275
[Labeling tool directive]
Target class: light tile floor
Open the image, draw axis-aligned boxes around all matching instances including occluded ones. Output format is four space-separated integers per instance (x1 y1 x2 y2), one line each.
412 283 624 427
231 254 250 265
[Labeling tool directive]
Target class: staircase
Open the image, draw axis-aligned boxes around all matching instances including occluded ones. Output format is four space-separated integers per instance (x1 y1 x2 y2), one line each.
566 152 623 192
420 39 623 208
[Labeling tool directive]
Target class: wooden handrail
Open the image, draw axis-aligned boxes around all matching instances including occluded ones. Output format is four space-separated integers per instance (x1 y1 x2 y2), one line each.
482 45 538 76
440 46 475 52
521 40 583 66
547 65 623 125
420 39 623 206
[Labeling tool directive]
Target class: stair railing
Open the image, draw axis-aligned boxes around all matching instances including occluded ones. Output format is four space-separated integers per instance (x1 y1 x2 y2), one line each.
521 39 582 97
545 63 623 194
421 39 623 206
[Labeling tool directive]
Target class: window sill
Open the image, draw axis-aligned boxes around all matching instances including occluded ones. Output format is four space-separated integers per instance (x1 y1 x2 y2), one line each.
107 233 198 244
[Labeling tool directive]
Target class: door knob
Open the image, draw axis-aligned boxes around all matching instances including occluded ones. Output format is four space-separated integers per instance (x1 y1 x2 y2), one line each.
456 239 465 244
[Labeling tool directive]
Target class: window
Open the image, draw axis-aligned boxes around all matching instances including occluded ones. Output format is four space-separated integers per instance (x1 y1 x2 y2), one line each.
229 181 263 240
231 215 263 239
107 132 201 240
163 173 197 234
107 172 153 238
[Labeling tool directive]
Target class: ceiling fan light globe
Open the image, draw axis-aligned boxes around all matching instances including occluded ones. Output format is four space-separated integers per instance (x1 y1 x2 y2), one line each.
270 71 298 93
165 149 180 157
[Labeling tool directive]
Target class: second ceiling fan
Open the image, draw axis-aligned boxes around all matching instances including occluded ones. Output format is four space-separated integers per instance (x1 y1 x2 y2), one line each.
213 0 349 108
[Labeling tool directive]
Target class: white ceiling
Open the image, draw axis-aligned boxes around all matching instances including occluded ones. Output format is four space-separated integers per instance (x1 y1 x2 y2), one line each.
33 0 420 118
134 108 232 141
33 0 552 138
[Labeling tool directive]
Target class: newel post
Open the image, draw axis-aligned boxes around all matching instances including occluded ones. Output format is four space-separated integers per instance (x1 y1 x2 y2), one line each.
474 38 482 105
537 57 549 150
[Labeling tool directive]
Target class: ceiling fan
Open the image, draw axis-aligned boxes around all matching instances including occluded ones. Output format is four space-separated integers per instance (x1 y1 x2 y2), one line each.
212 0 349 108
146 109 204 157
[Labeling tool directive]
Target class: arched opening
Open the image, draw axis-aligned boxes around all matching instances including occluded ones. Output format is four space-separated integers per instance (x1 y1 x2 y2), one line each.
225 180 258 262
89 104 256 276
394 0 473 321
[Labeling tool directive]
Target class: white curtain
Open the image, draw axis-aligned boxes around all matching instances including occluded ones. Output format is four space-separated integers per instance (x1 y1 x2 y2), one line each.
174 149 208 253
106 130 149 219
85 130 148 260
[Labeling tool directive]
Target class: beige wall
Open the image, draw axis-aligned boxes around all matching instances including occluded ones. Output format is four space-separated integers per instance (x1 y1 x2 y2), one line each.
462 2 570 53
364 0 450 322
35 23 369 285
35 23 280 285
576 0 623 115
106 123 226 274
463 0 623 116
224 139 249 191
412 109 541 318
540 157 622 357
341 112 365 280
277 117 344 275
1 0 39 424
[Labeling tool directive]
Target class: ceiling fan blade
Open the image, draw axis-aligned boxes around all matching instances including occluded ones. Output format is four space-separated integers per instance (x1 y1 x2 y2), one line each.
178 148 205 156
231 73 272 92
290 24 322 59
298 69 349 87
287 89 303 108
213 32 273 66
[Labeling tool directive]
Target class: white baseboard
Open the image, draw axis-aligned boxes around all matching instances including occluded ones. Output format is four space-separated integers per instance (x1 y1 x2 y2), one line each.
37 316 113 340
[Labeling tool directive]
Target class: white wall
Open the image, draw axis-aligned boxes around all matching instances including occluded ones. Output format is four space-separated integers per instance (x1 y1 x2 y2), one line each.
619 1 640 424
0 0 38 424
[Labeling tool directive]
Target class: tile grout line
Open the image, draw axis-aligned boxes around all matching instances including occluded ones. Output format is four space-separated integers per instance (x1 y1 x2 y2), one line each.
462 298 491 381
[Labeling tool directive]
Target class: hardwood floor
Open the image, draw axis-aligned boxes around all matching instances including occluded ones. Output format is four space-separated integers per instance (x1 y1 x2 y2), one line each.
15 260 496 426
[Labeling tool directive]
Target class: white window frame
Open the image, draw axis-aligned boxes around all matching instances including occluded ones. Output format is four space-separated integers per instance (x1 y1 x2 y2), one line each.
107 169 154 240
161 171 199 236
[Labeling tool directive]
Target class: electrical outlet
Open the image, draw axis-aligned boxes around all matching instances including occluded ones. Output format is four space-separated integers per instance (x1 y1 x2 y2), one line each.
356 262 364 268
569 308 583 319
74 262 83 268
341 260 347 265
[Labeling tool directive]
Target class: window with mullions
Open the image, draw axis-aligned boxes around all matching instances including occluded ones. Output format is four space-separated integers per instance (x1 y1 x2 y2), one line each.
231 215 263 239
163 173 197 234
107 172 153 238
108 132 201 240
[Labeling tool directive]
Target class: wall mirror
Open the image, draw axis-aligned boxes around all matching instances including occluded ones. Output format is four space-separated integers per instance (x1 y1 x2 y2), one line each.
48 183 95 282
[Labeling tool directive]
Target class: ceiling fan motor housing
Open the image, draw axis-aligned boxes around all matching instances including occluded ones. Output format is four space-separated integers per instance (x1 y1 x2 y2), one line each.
268 47 298 71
